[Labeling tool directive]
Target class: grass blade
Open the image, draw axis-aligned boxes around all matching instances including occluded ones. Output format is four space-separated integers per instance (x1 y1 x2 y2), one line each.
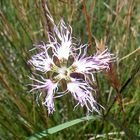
28 115 100 140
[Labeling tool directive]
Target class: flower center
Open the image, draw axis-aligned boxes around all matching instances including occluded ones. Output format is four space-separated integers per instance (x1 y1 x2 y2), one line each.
58 67 67 75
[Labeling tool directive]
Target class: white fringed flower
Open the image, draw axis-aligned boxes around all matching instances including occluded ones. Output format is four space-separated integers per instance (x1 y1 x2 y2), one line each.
29 17 115 115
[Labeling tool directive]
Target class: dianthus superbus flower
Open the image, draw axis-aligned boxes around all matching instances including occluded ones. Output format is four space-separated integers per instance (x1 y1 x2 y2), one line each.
28 18 115 115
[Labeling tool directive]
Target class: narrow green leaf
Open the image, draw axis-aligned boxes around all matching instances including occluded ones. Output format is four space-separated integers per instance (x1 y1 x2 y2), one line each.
28 115 100 140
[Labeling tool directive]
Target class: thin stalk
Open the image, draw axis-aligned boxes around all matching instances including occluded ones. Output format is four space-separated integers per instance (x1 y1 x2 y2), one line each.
105 62 140 116
82 0 94 54
41 0 53 42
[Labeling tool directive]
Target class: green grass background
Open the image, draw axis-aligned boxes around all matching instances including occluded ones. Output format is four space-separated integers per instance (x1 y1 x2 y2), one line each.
0 0 140 140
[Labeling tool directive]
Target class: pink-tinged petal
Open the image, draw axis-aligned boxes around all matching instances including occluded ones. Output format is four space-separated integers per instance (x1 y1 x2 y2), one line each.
49 20 73 60
67 78 101 114
30 77 58 114
42 80 58 114
71 48 116 74
28 50 55 73
70 44 94 73
92 49 116 71
72 56 94 73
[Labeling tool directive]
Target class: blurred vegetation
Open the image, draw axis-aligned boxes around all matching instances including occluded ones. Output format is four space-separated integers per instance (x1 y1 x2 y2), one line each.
0 0 140 140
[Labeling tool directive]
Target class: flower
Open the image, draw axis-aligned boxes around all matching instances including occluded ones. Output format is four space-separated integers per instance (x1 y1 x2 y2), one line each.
28 19 115 115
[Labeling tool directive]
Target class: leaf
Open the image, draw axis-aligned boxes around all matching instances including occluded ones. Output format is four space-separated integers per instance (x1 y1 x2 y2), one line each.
27 115 100 140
